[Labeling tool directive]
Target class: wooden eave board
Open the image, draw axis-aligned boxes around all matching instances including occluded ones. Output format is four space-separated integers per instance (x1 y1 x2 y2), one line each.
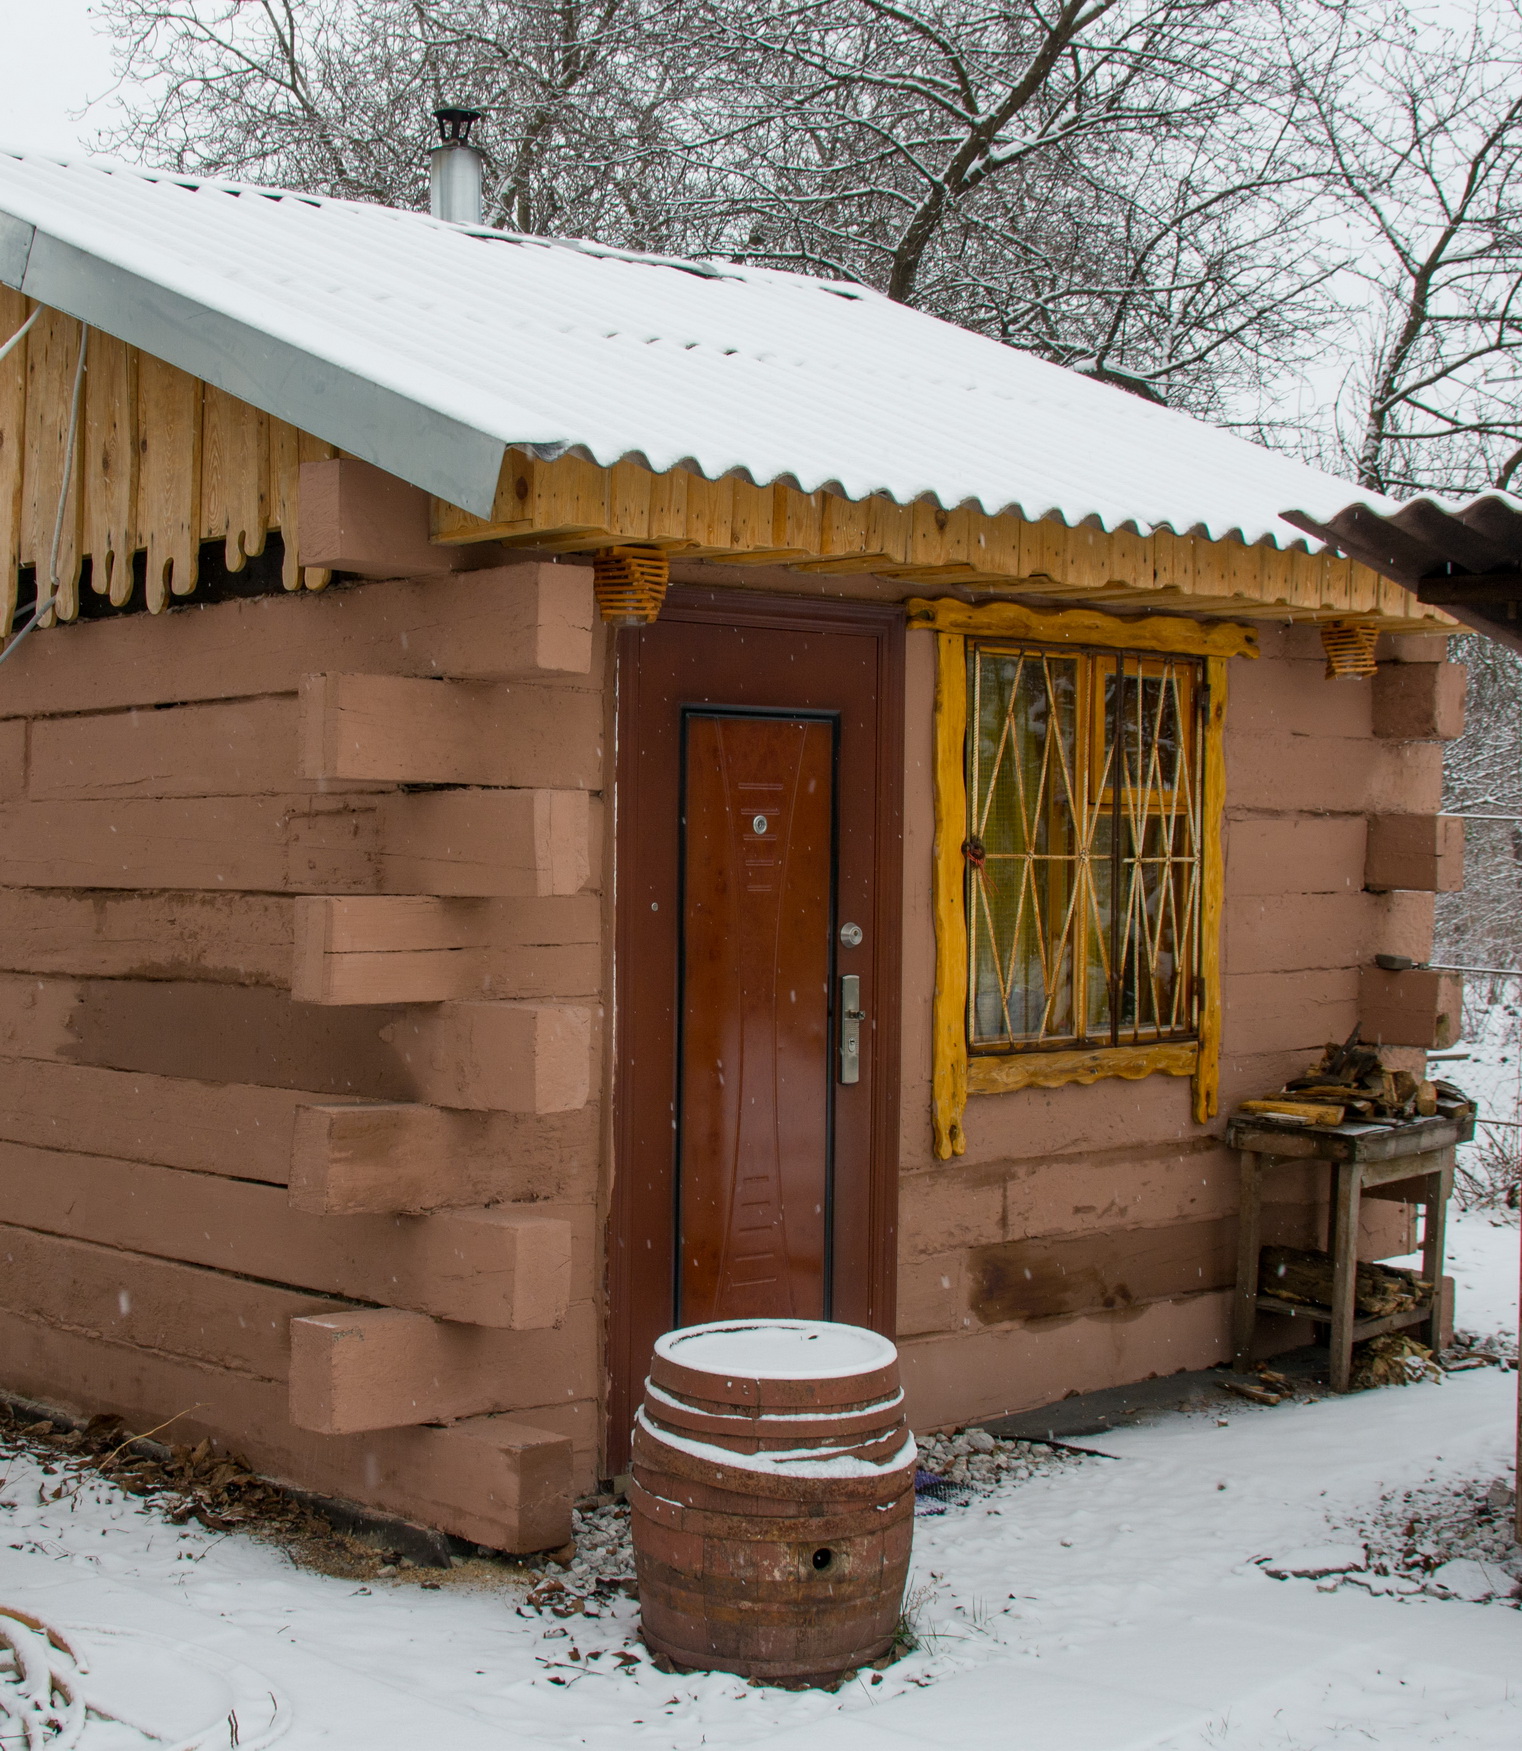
431 450 1456 632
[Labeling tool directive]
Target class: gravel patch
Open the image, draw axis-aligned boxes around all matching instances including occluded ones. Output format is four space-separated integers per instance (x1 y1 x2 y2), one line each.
914 1427 1090 1496
518 1427 1088 1612
522 1498 637 1613
910 1421 1085 1505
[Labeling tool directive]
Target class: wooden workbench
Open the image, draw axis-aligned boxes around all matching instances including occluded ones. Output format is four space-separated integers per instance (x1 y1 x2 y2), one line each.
1227 1109 1470 1392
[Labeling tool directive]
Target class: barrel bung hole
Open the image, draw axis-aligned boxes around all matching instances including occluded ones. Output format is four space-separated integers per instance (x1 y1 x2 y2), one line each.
812 1547 833 1572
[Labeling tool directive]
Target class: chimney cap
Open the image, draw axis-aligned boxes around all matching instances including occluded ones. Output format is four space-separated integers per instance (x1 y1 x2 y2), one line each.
434 107 484 145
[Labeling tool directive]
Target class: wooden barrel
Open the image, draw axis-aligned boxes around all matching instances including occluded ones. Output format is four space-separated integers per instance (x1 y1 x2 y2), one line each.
630 1319 915 1686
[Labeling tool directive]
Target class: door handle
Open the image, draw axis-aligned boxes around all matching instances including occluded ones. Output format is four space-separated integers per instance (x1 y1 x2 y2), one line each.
840 974 866 1085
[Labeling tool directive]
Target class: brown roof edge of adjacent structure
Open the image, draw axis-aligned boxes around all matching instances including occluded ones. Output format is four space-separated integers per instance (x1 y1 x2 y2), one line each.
1284 492 1522 655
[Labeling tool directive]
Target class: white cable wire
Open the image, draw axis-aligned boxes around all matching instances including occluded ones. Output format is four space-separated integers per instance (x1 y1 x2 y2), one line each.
0 307 40 369
0 323 88 666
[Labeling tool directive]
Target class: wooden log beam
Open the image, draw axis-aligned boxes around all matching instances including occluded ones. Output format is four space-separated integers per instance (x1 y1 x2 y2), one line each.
0 1059 315 1182
27 695 379 803
1358 966 1463 1050
0 564 594 718
0 890 599 991
31 678 602 802
0 1061 598 1203
0 795 382 892
0 888 291 984
0 1309 579 1548
291 894 600 1004
298 457 466 577
0 1220 342 1380
1365 814 1464 894
378 788 594 898
1370 660 1465 740
299 672 602 789
288 1303 595 1434
0 788 592 896
0 1141 574 1328
0 973 592 1112
288 1100 596 1215
381 1001 594 1111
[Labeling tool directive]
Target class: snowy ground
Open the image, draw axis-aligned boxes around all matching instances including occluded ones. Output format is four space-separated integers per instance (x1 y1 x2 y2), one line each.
1 1208 1516 1751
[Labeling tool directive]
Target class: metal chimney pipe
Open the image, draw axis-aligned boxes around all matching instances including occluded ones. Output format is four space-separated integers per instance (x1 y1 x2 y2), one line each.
430 107 484 225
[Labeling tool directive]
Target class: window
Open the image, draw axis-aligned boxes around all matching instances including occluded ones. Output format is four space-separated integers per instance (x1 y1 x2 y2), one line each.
966 642 1203 1053
912 597 1251 1160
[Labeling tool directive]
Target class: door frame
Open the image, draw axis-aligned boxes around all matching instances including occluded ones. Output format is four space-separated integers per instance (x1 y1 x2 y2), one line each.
606 586 905 1471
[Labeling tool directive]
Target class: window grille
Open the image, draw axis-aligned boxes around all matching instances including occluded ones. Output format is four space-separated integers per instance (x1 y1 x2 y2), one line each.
965 641 1205 1056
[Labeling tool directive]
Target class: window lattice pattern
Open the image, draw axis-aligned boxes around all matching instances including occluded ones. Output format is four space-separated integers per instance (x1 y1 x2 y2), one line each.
966 641 1204 1053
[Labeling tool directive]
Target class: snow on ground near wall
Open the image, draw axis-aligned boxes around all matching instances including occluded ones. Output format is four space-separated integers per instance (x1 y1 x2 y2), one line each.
1428 1212 1519 1338
0 1212 1516 1751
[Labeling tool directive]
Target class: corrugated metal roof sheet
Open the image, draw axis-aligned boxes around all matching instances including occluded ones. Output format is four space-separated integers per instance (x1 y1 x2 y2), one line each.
1291 488 1522 653
1288 489 1522 588
0 151 1397 544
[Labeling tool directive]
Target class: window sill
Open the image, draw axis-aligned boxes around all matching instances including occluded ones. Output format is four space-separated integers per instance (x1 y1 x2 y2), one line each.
967 1040 1199 1095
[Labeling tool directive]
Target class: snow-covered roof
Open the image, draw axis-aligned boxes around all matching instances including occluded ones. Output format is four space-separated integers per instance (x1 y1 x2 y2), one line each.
0 150 1394 542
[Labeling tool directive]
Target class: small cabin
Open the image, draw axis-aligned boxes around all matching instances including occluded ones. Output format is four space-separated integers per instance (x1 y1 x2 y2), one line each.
0 153 1463 1551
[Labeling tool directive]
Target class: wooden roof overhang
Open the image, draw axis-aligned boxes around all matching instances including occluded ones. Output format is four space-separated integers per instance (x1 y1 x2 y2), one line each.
0 296 1458 637
433 450 1453 632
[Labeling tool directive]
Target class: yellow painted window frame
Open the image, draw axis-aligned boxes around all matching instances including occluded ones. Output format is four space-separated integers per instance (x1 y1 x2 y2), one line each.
908 596 1257 1159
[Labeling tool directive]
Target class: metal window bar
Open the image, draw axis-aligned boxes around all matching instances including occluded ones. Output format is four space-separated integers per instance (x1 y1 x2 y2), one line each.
966 643 1205 1055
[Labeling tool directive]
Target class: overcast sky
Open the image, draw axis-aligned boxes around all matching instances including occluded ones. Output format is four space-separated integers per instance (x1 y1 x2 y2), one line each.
0 0 118 157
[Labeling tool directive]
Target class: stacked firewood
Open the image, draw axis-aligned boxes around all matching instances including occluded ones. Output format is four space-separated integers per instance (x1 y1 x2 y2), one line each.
1258 1244 1433 1316
1236 1029 1470 1128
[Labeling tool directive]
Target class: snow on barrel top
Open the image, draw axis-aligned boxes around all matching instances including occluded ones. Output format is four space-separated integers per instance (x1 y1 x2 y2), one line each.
654 1319 897 1381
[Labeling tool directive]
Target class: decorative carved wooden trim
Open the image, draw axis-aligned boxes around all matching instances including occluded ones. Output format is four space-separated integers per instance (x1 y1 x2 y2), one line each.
906 595 1260 659
1194 657 1228 1124
931 630 970 1159
968 1040 1198 1096
927 617 1229 1155
431 449 1455 631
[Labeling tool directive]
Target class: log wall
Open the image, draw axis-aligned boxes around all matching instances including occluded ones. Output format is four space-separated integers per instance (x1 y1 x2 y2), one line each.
893 624 1464 1431
0 559 603 1553
0 296 1474 1523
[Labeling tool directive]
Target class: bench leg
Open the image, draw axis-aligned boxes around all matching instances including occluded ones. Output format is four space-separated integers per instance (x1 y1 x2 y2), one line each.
1329 1162 1360 1392
1420 1154 1452 1355
1232 1153 1263 1373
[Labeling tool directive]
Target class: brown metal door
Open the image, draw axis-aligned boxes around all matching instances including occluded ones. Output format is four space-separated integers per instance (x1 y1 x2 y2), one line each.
679 714 833 1323
610 589 903 1470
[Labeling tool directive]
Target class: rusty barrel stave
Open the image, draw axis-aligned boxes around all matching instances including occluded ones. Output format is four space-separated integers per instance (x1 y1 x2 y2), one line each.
630 1318 915 1685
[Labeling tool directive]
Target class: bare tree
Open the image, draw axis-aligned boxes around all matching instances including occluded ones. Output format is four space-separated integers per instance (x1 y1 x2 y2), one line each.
92 0 714 241
1300 4 1522 496
671 0 1347 414
1437 634 1522 975
92 0 1352 419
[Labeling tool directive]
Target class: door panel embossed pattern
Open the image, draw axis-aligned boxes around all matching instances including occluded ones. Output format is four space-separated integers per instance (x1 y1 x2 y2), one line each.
680 715 833 1323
